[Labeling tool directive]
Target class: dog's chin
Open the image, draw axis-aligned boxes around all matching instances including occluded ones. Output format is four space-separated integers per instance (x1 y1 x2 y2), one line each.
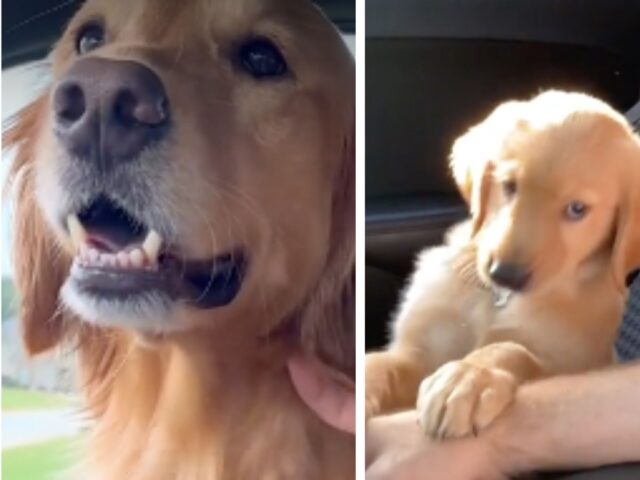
61 278 180 332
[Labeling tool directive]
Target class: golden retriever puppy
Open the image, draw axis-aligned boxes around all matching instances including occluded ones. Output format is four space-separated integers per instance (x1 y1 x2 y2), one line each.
5 0 354 479
366 91 640 439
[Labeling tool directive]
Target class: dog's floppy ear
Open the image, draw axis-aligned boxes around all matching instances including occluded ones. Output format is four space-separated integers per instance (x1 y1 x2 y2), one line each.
450 101 523 235
611 141 640 291
5 96 70 355
298 117 355 378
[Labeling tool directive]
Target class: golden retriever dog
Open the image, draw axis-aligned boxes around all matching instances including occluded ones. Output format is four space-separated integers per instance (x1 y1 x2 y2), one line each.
366 90 640 439
5 0 354 479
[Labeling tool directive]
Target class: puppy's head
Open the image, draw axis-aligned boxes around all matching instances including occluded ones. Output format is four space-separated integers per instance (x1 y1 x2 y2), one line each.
6 0 354 355
451 90 640 293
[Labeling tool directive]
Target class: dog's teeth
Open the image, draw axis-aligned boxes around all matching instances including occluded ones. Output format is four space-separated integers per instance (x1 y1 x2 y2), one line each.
130 249 145 268
117 252 130 269
99 253 110 267
67 214 87 251
142 230 162 264
88 249 100 264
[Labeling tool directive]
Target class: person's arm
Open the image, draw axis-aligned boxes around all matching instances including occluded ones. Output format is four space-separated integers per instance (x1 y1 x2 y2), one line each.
366 363 640 479
367 411 506 480
491 362 640 473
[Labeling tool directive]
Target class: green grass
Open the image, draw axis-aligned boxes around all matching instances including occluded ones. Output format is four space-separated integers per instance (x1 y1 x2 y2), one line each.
2 276 18 321
2 436 81 480
2 388 75 412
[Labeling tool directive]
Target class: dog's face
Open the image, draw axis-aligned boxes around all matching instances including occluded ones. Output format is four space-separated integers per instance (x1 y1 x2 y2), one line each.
451 91 640 293
10 0 354 343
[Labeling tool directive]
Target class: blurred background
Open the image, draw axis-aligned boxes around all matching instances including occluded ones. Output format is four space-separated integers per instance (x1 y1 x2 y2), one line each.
2 60 85 480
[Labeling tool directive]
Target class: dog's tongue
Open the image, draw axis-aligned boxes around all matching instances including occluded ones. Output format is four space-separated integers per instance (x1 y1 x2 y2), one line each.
287 354 355 434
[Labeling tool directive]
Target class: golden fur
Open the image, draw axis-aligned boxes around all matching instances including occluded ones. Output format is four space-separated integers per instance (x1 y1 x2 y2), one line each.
366 91 640 439
5 1 354 479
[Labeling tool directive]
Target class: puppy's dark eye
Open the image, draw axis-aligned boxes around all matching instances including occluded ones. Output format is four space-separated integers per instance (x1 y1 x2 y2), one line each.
502 180 517 199
238 38 288 79
564 201 589 221
76 23 105 55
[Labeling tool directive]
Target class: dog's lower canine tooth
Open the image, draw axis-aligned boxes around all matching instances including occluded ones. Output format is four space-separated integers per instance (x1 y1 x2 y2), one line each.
142 230 162 264
67 214 87 250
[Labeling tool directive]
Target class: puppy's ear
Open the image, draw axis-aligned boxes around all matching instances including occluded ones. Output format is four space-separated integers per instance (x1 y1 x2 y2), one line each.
299 118 355 378
5 96 70 355
450 101 522 235
611 145 640 291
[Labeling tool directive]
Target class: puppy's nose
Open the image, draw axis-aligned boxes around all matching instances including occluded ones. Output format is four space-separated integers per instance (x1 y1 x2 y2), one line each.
488 261 531 291
52 57 169 168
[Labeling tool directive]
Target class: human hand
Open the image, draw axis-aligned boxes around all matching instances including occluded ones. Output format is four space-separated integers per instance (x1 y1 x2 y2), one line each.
287 353 355 434
366 411 509 480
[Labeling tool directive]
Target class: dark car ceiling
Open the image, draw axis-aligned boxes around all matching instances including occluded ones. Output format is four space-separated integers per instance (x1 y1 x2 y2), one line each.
2 0 355 69
368 0 640 67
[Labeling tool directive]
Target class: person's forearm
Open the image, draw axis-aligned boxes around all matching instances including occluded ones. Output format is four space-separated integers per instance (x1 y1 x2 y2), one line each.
489 362 640 474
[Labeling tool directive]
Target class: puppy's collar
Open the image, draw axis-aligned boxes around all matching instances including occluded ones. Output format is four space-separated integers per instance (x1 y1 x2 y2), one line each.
492 287 513 308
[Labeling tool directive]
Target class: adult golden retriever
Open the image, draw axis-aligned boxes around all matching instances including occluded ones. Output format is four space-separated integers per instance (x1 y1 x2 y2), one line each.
5 0 354 479
366 91 640 439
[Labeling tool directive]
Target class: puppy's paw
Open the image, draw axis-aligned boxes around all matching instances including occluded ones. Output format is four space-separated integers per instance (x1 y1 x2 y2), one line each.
365 355 387 419
416 360 516 439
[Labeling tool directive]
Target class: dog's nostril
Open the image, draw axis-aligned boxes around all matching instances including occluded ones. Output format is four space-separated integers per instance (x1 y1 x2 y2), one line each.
113 90 138 127
113 90 169 127
135 96 169 126
54 83 86 123
488 261 531 291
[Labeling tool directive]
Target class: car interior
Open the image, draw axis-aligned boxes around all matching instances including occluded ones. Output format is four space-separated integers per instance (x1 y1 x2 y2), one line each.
366 0 640 477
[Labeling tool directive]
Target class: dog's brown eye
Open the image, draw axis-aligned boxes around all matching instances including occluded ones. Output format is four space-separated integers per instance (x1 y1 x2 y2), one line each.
502 180 517 199
564 201 589 221
238 38 288 79
76 23 105 55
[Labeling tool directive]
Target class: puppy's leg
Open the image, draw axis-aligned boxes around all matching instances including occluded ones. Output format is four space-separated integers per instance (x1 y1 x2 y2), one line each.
367 246 478 419
366 300 476 419
417 341 544 439
365 350 431 418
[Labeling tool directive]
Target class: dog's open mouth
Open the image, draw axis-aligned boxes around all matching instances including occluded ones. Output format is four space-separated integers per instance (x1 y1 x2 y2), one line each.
66 195 246 309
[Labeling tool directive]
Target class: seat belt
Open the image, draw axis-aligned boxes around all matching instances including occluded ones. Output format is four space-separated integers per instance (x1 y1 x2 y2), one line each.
625 99 640 132
617 276 640 361
615 101 640 362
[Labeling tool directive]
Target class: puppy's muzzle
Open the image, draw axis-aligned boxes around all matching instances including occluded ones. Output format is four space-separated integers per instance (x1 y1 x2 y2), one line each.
488 260 531 291
52 57 170 169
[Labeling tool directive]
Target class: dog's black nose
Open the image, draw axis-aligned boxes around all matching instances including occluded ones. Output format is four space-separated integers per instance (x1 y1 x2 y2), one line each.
52 57 169 168
488 261 531 291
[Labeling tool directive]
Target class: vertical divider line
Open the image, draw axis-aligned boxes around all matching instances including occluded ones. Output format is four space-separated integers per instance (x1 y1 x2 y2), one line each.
354 0 366 477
